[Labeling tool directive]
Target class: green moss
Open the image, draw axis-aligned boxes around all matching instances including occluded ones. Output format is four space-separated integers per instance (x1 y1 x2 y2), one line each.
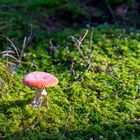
0 1 140 138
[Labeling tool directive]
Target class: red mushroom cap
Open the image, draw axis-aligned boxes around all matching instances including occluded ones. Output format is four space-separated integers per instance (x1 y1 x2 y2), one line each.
23 71 58 88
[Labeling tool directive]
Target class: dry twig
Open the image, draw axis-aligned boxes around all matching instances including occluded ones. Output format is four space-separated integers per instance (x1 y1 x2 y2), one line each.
64 105 72 135
70 29 124 83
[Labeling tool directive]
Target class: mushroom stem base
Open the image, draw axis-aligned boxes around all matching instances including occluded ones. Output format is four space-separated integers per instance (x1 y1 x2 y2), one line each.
31 88 47 107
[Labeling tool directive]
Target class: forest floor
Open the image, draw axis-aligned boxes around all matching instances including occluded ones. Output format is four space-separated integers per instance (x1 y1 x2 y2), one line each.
0 0 140 140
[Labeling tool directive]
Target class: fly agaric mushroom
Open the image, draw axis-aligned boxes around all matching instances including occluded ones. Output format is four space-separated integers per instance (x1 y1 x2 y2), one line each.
23 71 58 107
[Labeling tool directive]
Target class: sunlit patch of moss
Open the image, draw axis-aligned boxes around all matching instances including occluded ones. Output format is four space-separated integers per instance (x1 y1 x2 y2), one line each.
0 27 140 140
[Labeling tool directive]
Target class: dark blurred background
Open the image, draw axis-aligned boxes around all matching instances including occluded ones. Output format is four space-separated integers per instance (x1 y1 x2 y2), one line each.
0 0 140 40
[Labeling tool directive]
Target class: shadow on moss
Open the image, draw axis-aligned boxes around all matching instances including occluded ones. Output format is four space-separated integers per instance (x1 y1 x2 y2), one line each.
4 123 140 140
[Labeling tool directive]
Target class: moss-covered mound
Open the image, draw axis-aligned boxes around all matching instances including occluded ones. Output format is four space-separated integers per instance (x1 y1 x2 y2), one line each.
0 27 140 140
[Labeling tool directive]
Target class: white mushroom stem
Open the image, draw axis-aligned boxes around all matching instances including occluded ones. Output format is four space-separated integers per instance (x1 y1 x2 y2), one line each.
31 88 47 107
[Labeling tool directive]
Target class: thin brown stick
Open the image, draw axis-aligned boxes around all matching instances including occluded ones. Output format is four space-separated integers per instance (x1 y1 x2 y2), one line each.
64 105 72 135
70 30 124 83
25 121 39 131
89 28 93 54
